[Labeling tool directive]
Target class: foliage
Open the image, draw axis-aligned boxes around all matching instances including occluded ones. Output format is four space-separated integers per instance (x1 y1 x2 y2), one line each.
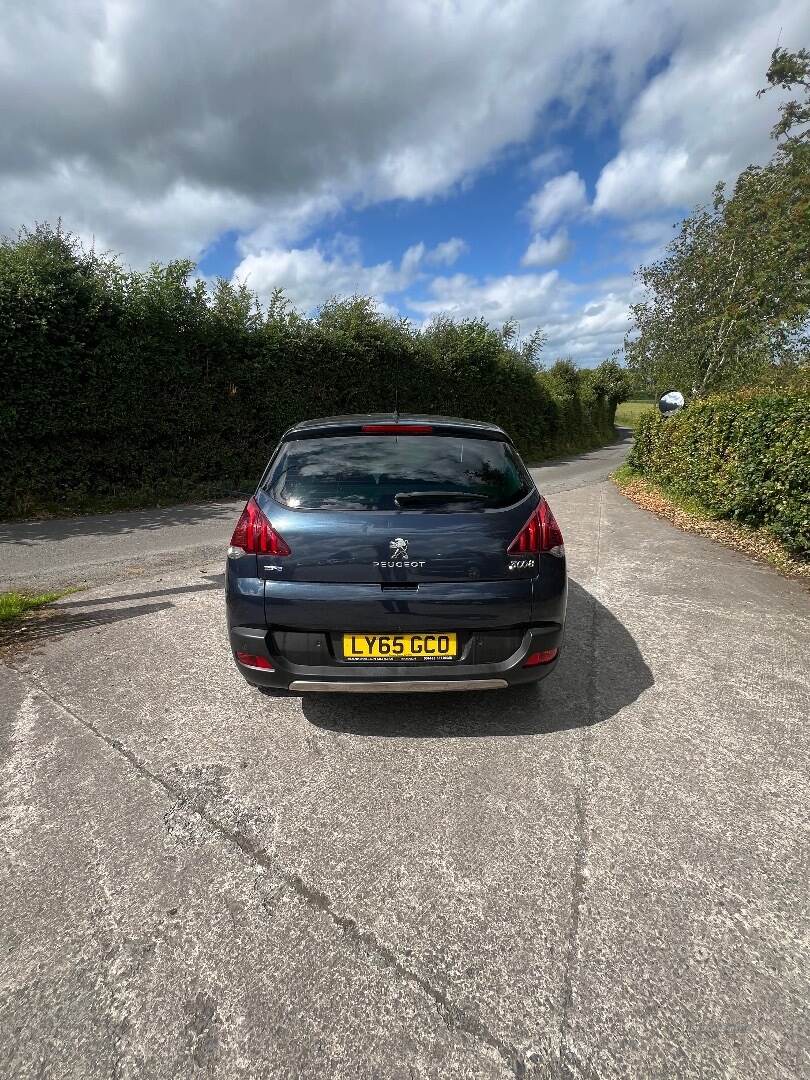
757 46 810 148
0 224 626 516
0 590 66 623
626 47 810 398
628 389 810 555
579 357 633 404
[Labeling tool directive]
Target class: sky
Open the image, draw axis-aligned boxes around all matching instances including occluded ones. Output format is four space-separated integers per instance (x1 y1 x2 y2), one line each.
1 0 807 365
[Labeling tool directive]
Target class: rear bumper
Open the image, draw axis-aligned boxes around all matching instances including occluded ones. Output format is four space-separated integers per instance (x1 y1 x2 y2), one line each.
228 623 563 692
226 559 566 692
288 679 510 693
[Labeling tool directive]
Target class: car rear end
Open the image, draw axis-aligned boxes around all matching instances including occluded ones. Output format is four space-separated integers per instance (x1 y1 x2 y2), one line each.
226 416 566 692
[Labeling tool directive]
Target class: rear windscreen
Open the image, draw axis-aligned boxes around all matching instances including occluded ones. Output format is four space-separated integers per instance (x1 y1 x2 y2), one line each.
264 435 532 511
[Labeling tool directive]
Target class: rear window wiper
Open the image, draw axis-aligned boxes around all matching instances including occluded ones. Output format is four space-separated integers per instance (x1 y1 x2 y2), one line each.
394 490 490 507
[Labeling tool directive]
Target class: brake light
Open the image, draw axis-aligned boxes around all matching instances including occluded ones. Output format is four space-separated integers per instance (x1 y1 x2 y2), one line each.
523 648 558 667
228 497 291 557
361 424 433 434
508 498 564 556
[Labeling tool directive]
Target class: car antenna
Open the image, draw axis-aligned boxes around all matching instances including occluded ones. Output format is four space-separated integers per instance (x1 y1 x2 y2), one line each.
394 363 399 422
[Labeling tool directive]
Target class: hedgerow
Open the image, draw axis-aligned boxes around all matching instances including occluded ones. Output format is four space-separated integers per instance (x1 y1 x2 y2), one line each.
628 388 810 555
0 225 627 517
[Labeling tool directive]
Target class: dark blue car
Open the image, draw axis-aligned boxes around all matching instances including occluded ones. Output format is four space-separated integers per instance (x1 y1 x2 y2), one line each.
226 415 567 692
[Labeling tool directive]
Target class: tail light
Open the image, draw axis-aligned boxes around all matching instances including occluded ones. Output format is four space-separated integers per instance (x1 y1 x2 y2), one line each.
508 498 564 557
228 497 291 558
523 648 559 667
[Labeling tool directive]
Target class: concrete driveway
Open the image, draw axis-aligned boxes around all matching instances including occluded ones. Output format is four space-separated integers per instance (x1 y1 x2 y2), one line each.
1 435 807 1079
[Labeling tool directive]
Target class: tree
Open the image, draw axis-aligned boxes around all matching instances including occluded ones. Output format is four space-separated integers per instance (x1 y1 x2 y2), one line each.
625 47 810 398
757 46 810 148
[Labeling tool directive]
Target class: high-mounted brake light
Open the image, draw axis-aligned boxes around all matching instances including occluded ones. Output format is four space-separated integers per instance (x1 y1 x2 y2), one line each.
508 498 564 557
361 424 433 434
228 497 291 558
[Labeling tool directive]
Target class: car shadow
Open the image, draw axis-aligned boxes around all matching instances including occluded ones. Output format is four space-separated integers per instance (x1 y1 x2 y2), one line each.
300 579 653 737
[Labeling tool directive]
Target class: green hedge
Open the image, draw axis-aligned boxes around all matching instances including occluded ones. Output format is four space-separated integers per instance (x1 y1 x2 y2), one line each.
0 226 626 517
629 388 810 555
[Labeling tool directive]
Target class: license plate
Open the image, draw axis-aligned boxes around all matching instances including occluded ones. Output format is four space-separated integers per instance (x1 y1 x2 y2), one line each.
343 633 457 662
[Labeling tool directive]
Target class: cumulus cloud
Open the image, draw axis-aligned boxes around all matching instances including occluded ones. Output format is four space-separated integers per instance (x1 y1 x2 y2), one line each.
234 247 402 313
528 147 569 176
522 228 572 267
526 172 588 231
594 0 808 217
412 271 562 325
0 0 804 355
0 0 688 263
409 271 639 363
426 238 468 266
233 237 467 312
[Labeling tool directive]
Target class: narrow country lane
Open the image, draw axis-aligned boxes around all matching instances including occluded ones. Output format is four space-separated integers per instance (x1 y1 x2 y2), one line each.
1 432 807 1079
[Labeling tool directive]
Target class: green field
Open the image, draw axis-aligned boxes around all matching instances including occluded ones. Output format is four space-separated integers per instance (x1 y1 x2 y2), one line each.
615 399 655 429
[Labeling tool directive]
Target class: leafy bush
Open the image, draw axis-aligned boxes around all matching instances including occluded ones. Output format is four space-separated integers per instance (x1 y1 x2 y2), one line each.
0 225 625 516
629 388 810 555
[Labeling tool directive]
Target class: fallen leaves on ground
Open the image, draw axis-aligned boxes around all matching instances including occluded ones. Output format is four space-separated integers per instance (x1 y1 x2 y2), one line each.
613 473 809 586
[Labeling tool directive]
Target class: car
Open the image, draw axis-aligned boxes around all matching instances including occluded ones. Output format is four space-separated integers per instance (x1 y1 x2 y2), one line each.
225 414 567 692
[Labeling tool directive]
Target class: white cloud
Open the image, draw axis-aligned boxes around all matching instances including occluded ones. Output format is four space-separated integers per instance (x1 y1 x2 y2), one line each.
399 243 427 279
426 238 468 266
0 0 805 353
526 172 588 231
594 0 809 217
234 247 403 313
528 147 569 176
232 236 467 312
413 271 562 324
409 271 639 364
522 228 572 267
621 218 677 246
0 0 688 262
595 144 726 217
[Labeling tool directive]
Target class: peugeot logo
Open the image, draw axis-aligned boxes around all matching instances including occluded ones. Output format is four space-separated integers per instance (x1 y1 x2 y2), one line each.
373 536 425 569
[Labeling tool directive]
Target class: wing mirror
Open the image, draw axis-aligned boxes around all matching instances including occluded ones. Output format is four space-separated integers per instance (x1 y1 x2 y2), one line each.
658 390 685 417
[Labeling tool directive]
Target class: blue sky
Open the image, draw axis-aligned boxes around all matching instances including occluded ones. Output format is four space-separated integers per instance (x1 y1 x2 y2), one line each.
195 113 663 362
198 125 630 286
1 0 806 364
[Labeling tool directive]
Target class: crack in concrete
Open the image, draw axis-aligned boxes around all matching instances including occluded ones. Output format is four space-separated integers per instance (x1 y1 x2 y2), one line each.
11 669 529 1079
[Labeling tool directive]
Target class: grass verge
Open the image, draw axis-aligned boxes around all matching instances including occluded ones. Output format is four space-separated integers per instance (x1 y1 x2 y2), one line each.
612 464 809 584
0 588 80 623
614 400 655 430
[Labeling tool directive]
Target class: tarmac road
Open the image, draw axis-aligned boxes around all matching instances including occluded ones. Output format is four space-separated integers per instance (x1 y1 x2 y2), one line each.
1 433 808 1079
0 434 633 594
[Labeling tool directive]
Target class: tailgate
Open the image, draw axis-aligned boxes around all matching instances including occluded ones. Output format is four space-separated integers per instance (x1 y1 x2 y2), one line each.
254 491 540 585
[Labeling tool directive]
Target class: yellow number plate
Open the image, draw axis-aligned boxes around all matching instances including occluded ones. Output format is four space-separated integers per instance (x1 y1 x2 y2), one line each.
343 633 457 661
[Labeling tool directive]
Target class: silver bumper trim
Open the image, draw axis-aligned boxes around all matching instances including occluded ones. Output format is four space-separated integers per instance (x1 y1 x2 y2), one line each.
288 679 509 694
